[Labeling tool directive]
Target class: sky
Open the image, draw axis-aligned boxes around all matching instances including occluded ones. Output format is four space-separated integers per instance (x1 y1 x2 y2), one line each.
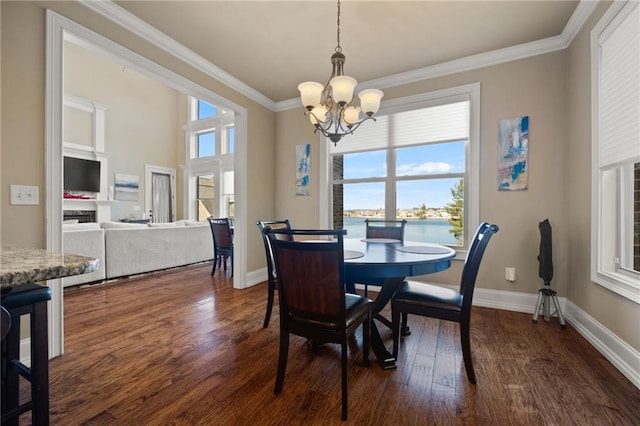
341 141 465 210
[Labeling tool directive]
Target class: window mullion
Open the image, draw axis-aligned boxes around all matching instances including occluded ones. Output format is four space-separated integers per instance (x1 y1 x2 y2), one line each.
386 147 396 220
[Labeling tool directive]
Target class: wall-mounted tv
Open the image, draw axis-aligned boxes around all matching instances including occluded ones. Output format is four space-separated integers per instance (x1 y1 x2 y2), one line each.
64 156 101 193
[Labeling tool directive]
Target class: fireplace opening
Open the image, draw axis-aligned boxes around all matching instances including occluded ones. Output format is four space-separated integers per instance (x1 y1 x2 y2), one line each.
63 210 96 223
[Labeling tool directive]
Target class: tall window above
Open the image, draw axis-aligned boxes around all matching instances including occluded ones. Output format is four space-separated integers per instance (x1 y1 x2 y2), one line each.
184 97 235 220
325 84 479 252
197 131 215 158
591 1 640 303
197 174 215 221
198 100 217 119
188 97 234 159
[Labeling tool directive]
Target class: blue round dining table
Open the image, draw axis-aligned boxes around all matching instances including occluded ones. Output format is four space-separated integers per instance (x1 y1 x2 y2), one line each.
342 238 456 369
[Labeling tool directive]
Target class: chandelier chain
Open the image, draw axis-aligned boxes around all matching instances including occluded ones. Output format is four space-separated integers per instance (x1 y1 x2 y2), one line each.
335 0 342 53
298 0 382 144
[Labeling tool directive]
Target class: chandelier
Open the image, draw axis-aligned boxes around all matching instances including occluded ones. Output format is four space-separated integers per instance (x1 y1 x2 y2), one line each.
297 0 384 144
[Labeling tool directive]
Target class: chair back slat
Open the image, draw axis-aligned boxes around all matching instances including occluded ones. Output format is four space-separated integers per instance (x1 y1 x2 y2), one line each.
268 229 346 324
459 223 499 312
364 219 407 241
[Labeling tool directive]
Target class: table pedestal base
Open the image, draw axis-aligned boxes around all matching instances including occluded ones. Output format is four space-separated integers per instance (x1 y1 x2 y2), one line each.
348 277 406 370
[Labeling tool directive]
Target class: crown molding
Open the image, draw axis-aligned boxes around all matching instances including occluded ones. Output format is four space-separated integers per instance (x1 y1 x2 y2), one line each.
78 0 598 113
78 0 276 111
277 0 600 111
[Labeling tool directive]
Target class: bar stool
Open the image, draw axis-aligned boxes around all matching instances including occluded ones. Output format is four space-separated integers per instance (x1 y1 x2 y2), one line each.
1 283 52 426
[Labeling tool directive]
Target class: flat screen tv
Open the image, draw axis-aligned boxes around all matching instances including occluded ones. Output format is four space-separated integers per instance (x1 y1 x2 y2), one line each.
64 157 101 193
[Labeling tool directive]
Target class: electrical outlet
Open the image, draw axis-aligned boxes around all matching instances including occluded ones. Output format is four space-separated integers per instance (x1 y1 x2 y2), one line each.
505 267 516 282
10 185 39 205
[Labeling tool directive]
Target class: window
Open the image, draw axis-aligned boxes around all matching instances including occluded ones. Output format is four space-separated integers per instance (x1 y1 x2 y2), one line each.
226 125 235 154
323 84 479 252
196 174 215 221
183 97 235 220
198 100 217 119
591 1 640 303
197 131 215 157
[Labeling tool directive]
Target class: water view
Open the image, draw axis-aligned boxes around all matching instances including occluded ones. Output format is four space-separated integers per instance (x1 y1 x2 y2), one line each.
341 217 460 246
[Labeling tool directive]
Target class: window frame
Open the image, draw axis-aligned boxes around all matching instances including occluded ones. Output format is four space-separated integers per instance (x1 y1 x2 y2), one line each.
590 0 640 303
319 83 480 257
183 96 235 220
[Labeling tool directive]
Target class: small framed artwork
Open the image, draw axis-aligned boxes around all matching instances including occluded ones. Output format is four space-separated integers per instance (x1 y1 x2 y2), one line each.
115 173 140 201
296 143 311 196
498 116 529 191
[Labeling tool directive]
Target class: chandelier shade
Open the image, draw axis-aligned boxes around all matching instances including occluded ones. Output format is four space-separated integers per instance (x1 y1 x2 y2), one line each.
297 0 383 144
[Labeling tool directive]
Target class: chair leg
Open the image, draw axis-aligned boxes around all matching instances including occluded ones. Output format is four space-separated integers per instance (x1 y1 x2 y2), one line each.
460 321 476 384
391 306 401 359
341 342 348 421
274 331 289 394
2 311 20 426
30 300 50 425
263 282 275 328
363 313 371 367
211 250 219 275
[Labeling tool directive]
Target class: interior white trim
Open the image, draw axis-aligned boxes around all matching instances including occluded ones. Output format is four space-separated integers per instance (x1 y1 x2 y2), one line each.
76 0 597 113
590 0 640 304
45 8 65 357
78 0 275 111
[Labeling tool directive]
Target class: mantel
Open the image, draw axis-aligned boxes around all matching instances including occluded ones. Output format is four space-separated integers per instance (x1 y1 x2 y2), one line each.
63 199 116 223
63 199 117 206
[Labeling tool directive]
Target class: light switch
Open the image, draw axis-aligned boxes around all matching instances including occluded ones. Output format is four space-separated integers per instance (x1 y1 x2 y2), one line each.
10 185 40 205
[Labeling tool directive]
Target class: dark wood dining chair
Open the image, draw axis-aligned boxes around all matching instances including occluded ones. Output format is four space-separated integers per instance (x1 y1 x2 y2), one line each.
391 222 498 384
256 219 292 328
361 219 408 296
364 219 407 241
207 217 234 277
267 228 373 421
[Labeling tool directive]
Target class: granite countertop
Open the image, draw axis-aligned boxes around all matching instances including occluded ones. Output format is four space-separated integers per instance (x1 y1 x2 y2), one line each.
0 243 99 289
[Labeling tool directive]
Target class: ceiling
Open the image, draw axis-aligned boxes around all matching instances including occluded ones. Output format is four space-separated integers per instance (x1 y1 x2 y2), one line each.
111 1 580 103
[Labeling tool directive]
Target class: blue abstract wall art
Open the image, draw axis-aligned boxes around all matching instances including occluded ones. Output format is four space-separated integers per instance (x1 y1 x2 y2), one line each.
296 143 311 196
498 116 529 191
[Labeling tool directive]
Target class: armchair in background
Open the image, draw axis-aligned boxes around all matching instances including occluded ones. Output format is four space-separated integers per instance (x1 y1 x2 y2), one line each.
207 217 234 277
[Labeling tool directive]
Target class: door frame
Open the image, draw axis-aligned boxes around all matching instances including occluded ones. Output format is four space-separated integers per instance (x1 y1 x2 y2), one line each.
45 10 248 357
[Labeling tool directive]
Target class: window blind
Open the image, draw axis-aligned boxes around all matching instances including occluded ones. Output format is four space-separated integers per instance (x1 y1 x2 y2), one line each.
598 1 640 169
329 101 470 155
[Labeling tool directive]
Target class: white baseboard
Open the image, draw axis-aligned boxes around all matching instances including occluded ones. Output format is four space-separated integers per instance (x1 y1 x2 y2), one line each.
473 287 639 389
244 267 267 288
563 300 640 389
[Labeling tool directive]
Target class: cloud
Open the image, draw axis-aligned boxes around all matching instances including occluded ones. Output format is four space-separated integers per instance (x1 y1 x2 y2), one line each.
397 162 453 174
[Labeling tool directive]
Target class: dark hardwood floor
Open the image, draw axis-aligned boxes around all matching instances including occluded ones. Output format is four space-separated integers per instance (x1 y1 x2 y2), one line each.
19 264 640 424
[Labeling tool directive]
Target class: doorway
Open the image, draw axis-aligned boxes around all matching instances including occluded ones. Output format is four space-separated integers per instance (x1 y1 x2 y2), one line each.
146 165 176 223
46 10 249 357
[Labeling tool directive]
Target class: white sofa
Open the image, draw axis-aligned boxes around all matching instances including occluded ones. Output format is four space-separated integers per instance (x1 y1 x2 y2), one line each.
62 223 106 286
62 221 213 287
